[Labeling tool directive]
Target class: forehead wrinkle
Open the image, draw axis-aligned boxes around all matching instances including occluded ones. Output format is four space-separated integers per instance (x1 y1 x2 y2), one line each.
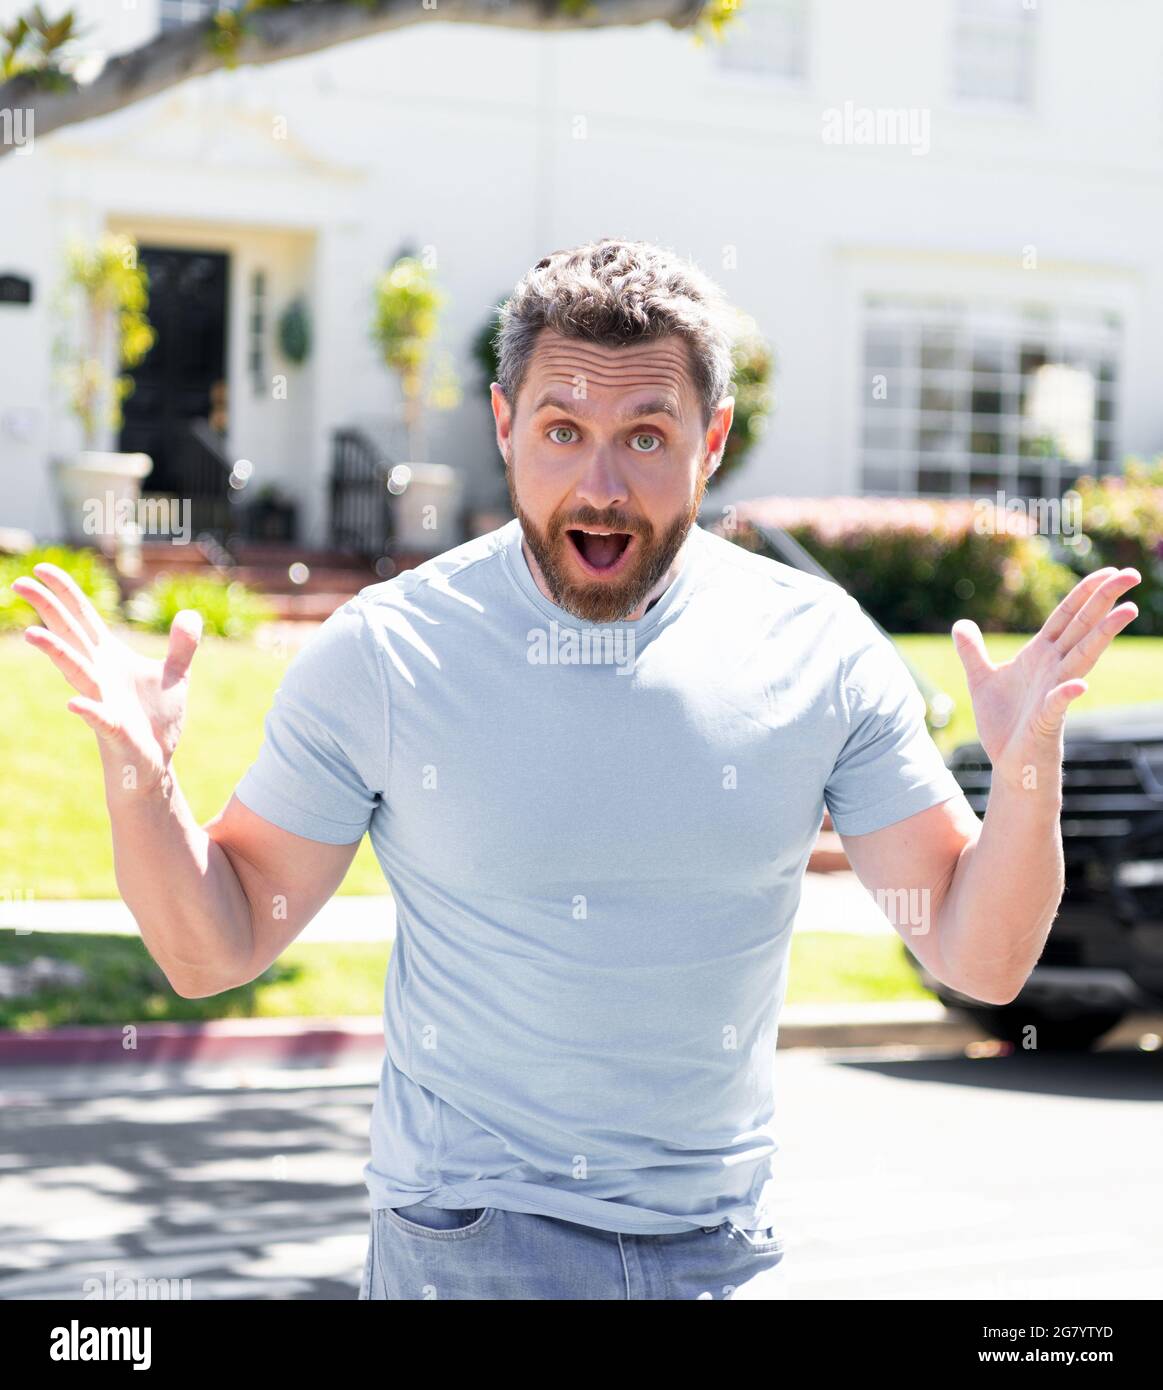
523 337 697 421
532 390 682 423
531 361 691 397
533 344 690 373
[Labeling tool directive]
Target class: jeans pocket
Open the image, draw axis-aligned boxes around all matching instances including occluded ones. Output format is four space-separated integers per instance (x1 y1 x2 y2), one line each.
727 1221 785 1255
384 1203 495 1240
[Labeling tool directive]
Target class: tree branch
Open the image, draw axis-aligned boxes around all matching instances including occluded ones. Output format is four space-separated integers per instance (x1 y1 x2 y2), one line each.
0 0 708 158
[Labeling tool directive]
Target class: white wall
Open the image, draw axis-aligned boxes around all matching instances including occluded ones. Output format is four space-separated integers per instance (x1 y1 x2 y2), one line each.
2 0 1161 541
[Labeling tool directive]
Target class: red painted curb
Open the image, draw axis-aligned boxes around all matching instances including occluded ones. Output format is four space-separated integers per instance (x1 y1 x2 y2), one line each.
0 1017 385 1067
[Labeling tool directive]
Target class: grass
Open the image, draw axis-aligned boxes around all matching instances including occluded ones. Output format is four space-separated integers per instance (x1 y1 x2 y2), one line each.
896 633 1163 757
3 625 1160 899
0 628 386 899
0 930 928 1029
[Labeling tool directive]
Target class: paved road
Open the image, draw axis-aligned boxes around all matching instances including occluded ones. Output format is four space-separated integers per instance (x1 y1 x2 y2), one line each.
1 1038 1160 1300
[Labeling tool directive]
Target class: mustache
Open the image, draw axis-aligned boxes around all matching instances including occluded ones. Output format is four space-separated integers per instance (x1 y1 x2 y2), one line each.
550 510 648 535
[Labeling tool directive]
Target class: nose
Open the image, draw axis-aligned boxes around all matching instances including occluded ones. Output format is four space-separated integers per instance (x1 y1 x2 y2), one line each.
574 447 629 513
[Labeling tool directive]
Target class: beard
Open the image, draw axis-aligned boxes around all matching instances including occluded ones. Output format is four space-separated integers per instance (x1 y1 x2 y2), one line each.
505 452 707 623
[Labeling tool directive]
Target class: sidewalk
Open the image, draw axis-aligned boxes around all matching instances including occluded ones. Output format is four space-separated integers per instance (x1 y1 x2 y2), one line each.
0 871 896 942
17 874 1153 1067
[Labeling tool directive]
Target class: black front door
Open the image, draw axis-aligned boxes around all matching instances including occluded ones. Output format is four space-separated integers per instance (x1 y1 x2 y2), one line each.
118 247 229 493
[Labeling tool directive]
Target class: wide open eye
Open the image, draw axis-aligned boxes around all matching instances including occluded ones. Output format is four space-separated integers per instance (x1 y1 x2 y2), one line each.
548 426 578 444
629 433 662 453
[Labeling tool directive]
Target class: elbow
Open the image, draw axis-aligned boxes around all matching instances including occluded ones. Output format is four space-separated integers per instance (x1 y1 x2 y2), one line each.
165 966 240 1000
975 983 1024 1007
954 972 1027 1008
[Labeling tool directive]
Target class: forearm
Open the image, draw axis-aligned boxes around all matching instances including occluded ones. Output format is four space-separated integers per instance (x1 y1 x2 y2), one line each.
936 765 1065 1005
100 749 254 997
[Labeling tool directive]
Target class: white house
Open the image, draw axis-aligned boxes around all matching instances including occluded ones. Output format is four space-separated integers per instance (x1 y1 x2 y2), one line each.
1 0 1160 553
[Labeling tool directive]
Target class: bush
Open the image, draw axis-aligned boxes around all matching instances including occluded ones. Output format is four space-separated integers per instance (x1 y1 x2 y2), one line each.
0 544 121 632
727 496 1079 633
126 574 275 639
1069 456 1163 635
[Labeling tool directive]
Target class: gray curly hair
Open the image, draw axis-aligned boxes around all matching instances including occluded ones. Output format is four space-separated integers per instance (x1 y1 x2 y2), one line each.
494 238 738 429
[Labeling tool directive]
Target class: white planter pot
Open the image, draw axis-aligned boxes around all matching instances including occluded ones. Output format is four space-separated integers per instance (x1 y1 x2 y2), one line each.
390 462 463 551
51 450 154 555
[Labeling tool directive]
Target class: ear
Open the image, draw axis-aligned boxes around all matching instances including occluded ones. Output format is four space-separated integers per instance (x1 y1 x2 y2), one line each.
703 396 735 480
490 383 511 462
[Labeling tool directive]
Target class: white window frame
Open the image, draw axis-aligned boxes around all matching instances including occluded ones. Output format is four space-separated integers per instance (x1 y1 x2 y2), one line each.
859 296 1121 501
951 0 1039 113
711 0 813 90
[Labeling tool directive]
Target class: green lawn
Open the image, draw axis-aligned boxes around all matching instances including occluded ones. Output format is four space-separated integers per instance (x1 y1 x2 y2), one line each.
3 627 1160 899
896 633 1163 757
0 929 929 1029
0 629 386 899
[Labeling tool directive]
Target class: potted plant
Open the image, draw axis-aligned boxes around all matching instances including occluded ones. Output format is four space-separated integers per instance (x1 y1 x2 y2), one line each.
370 250 462 550
49 231 157 557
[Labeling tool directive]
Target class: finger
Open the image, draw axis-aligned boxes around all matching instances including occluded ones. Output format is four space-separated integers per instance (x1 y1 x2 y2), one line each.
66 696 124 743
1058 602 1139 681
950 618 995 688
1052 569 1140 653
1040 567 1119 644
30 562 108 645
1035 678 1088 738
23 625 101 699
162 609 203 686
9 576 96 657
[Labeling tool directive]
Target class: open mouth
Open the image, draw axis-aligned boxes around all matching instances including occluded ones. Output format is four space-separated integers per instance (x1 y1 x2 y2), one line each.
565 527 636 576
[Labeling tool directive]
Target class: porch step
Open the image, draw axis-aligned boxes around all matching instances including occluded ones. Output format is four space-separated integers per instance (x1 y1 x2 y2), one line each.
135 539 225 577
127 540 439 621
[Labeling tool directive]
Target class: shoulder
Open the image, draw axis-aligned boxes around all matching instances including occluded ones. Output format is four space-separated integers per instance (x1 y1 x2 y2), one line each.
351 521 514 617
692 524 854 615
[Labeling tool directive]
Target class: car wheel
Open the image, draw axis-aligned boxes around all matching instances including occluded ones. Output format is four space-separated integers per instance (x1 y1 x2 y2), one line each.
962 1005 1127 1051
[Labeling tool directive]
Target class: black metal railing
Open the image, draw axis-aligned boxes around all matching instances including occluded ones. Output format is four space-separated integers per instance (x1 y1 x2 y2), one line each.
329 427 395 559
166 419 236 541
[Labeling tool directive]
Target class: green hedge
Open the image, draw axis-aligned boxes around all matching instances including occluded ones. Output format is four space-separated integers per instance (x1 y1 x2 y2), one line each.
2 546 275 639
729 497 1078 633
1069 457 1163 635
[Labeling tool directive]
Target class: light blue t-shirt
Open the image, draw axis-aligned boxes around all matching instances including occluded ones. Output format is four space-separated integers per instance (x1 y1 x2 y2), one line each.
234 518 963 1234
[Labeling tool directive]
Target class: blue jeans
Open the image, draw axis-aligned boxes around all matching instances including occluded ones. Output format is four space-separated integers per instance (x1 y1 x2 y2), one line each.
358 1202 787 1300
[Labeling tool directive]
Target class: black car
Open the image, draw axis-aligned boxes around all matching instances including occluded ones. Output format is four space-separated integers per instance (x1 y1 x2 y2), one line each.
722 515 1163 1050
934 703 1163 1049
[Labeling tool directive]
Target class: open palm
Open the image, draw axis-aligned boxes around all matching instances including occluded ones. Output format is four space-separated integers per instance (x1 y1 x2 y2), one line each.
11 561 203 793
951 566 1140 780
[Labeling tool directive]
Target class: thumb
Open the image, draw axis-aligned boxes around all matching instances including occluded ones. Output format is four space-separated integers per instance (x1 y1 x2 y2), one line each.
1035 678 1088 738
163 608 203 685
951 618 994 690
67 696 124 745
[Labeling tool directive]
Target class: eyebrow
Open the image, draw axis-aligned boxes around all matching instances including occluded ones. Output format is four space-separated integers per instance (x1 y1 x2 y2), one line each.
529 391 680 423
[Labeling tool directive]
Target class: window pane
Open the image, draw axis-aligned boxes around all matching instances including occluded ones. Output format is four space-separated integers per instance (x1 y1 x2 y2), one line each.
861 296 1119 500
918 469 955 495
716 0 810 81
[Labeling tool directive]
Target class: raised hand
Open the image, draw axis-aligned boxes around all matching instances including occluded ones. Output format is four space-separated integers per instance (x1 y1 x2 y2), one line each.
10 561 203 795
950 566 1140 786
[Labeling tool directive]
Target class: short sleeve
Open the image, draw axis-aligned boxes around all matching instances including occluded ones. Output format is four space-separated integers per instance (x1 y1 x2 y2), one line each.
823 595 963 836
233 597 386 843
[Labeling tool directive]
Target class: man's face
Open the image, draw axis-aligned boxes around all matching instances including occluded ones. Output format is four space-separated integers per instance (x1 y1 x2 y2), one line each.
490 330 734 623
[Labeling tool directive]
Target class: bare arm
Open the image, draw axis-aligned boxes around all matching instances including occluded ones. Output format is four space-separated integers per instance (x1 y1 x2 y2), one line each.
12 562 358 998
104 765 358 997
838 565 1140 1005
